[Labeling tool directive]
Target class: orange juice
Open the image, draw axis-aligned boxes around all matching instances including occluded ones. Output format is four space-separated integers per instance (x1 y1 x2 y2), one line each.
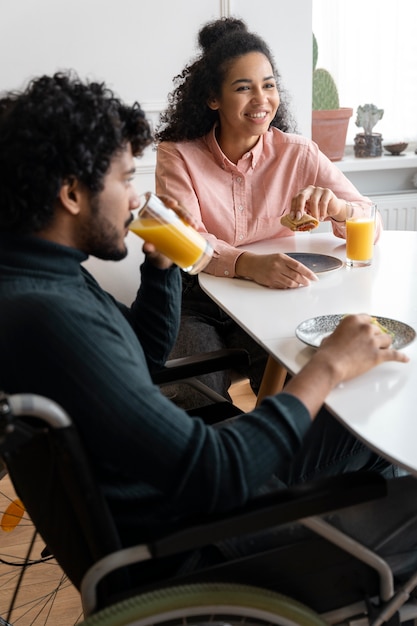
346 218 374 263
129 217 208 270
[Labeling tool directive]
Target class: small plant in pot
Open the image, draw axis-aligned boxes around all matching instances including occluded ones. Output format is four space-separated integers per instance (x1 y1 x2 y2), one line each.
354 104 384 158
312 34 353 162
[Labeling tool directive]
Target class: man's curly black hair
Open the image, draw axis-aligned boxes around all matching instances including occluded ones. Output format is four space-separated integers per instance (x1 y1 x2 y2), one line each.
0 71 153 233
155 17 297 143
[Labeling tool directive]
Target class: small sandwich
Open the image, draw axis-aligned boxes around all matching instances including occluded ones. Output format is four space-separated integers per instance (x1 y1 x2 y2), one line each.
370 317 395 339
342 315 395 340
280 213 319 232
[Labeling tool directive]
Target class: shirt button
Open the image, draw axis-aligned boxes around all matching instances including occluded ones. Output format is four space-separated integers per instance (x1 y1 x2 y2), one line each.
238 205 244 211
236 177 242 183
224 270 230 276
238 234 243 241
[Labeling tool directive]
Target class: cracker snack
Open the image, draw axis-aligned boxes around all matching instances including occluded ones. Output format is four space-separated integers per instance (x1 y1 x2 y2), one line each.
280 213 319 232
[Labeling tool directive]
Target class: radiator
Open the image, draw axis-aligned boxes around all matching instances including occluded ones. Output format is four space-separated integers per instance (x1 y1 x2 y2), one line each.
371 193 417 231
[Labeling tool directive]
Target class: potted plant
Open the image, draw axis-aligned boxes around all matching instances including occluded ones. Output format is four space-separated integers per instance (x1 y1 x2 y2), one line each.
353 104 384 158
311 34 353 162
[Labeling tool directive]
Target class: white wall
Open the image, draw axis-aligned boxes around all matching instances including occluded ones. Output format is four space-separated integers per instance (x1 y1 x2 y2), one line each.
83 232 145 305
0 1 211 101
0 0 312 131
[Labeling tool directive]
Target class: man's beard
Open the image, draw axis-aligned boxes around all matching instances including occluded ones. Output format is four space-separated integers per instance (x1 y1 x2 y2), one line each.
80 198 129 261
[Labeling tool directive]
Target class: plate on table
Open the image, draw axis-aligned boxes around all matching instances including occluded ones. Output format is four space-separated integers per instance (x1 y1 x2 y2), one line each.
285 252 343 274
295 314 416 350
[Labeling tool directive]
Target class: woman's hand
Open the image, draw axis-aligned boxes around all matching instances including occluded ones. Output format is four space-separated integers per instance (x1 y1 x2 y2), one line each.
235 252 318 288
290 185 348 223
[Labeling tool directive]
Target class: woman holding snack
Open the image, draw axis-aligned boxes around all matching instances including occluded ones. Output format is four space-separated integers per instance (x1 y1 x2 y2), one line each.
155 17 382 407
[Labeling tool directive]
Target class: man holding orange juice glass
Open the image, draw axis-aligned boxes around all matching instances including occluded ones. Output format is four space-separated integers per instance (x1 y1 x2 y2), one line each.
0 72 413 582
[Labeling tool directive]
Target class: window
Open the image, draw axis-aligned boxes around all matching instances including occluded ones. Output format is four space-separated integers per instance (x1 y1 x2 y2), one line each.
313 0 417 144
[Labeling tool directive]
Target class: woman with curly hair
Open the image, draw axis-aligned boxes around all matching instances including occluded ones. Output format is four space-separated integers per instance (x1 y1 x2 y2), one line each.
155 17 381 408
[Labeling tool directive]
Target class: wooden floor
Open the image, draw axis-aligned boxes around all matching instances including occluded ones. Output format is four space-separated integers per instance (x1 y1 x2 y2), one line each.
0 471 83 625
228 376 257 411
0 379 256 625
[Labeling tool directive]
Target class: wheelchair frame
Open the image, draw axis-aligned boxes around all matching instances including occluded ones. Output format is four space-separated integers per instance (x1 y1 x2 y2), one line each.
1 391 417 626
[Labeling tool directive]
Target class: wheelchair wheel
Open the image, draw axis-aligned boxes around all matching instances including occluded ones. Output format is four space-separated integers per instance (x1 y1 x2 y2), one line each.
0 472 83 625
79 582 326 626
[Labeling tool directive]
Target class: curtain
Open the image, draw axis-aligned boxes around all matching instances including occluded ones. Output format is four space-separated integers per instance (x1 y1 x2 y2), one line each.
313 0 417 144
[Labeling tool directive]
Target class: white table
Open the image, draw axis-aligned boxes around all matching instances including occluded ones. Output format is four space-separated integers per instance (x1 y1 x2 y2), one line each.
199 231 417 475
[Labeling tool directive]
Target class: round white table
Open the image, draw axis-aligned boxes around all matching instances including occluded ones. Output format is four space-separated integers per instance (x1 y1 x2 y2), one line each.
199 230 417 475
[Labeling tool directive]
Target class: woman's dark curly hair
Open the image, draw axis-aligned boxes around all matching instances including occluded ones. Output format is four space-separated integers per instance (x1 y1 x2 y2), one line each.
155 17 297 143
0 71 153 233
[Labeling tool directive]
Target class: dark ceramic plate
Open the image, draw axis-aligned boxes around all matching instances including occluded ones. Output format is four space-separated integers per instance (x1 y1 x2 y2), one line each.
296 314 416 350
285 252 343 274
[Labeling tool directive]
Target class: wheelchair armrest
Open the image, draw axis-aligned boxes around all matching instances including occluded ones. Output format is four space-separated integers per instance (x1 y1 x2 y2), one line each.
152 348 251 384
151 471 387 558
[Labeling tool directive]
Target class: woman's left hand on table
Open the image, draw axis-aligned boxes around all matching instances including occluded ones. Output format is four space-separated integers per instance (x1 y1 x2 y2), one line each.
235 251 318 289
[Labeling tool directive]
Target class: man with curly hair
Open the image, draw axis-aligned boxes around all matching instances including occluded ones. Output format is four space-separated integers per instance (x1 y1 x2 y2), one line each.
0 72 412 583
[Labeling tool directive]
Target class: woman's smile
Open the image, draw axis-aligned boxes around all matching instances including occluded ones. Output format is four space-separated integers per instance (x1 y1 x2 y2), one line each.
245 111 269 122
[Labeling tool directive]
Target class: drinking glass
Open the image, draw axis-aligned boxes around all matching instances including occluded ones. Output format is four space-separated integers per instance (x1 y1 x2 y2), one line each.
346 202 376 267
129 192 213 274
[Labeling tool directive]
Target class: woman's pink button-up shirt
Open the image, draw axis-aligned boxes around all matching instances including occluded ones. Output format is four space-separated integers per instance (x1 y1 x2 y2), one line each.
156 126 381 277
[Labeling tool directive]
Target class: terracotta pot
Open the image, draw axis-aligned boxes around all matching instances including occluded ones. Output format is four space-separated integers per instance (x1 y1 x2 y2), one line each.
312 107 353 162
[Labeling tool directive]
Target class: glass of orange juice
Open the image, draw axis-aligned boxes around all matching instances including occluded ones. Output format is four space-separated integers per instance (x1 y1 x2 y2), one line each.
346 203 376 267
128 192 213 274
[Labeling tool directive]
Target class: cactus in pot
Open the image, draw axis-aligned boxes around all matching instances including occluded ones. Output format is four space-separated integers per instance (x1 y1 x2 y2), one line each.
311 33 352 161
312 34 339 110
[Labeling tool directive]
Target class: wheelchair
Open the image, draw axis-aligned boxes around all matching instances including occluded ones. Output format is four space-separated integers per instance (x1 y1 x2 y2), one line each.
2 386 417 626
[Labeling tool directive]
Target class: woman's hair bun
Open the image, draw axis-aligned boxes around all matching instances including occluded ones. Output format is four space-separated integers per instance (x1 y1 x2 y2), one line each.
198 17 248 53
